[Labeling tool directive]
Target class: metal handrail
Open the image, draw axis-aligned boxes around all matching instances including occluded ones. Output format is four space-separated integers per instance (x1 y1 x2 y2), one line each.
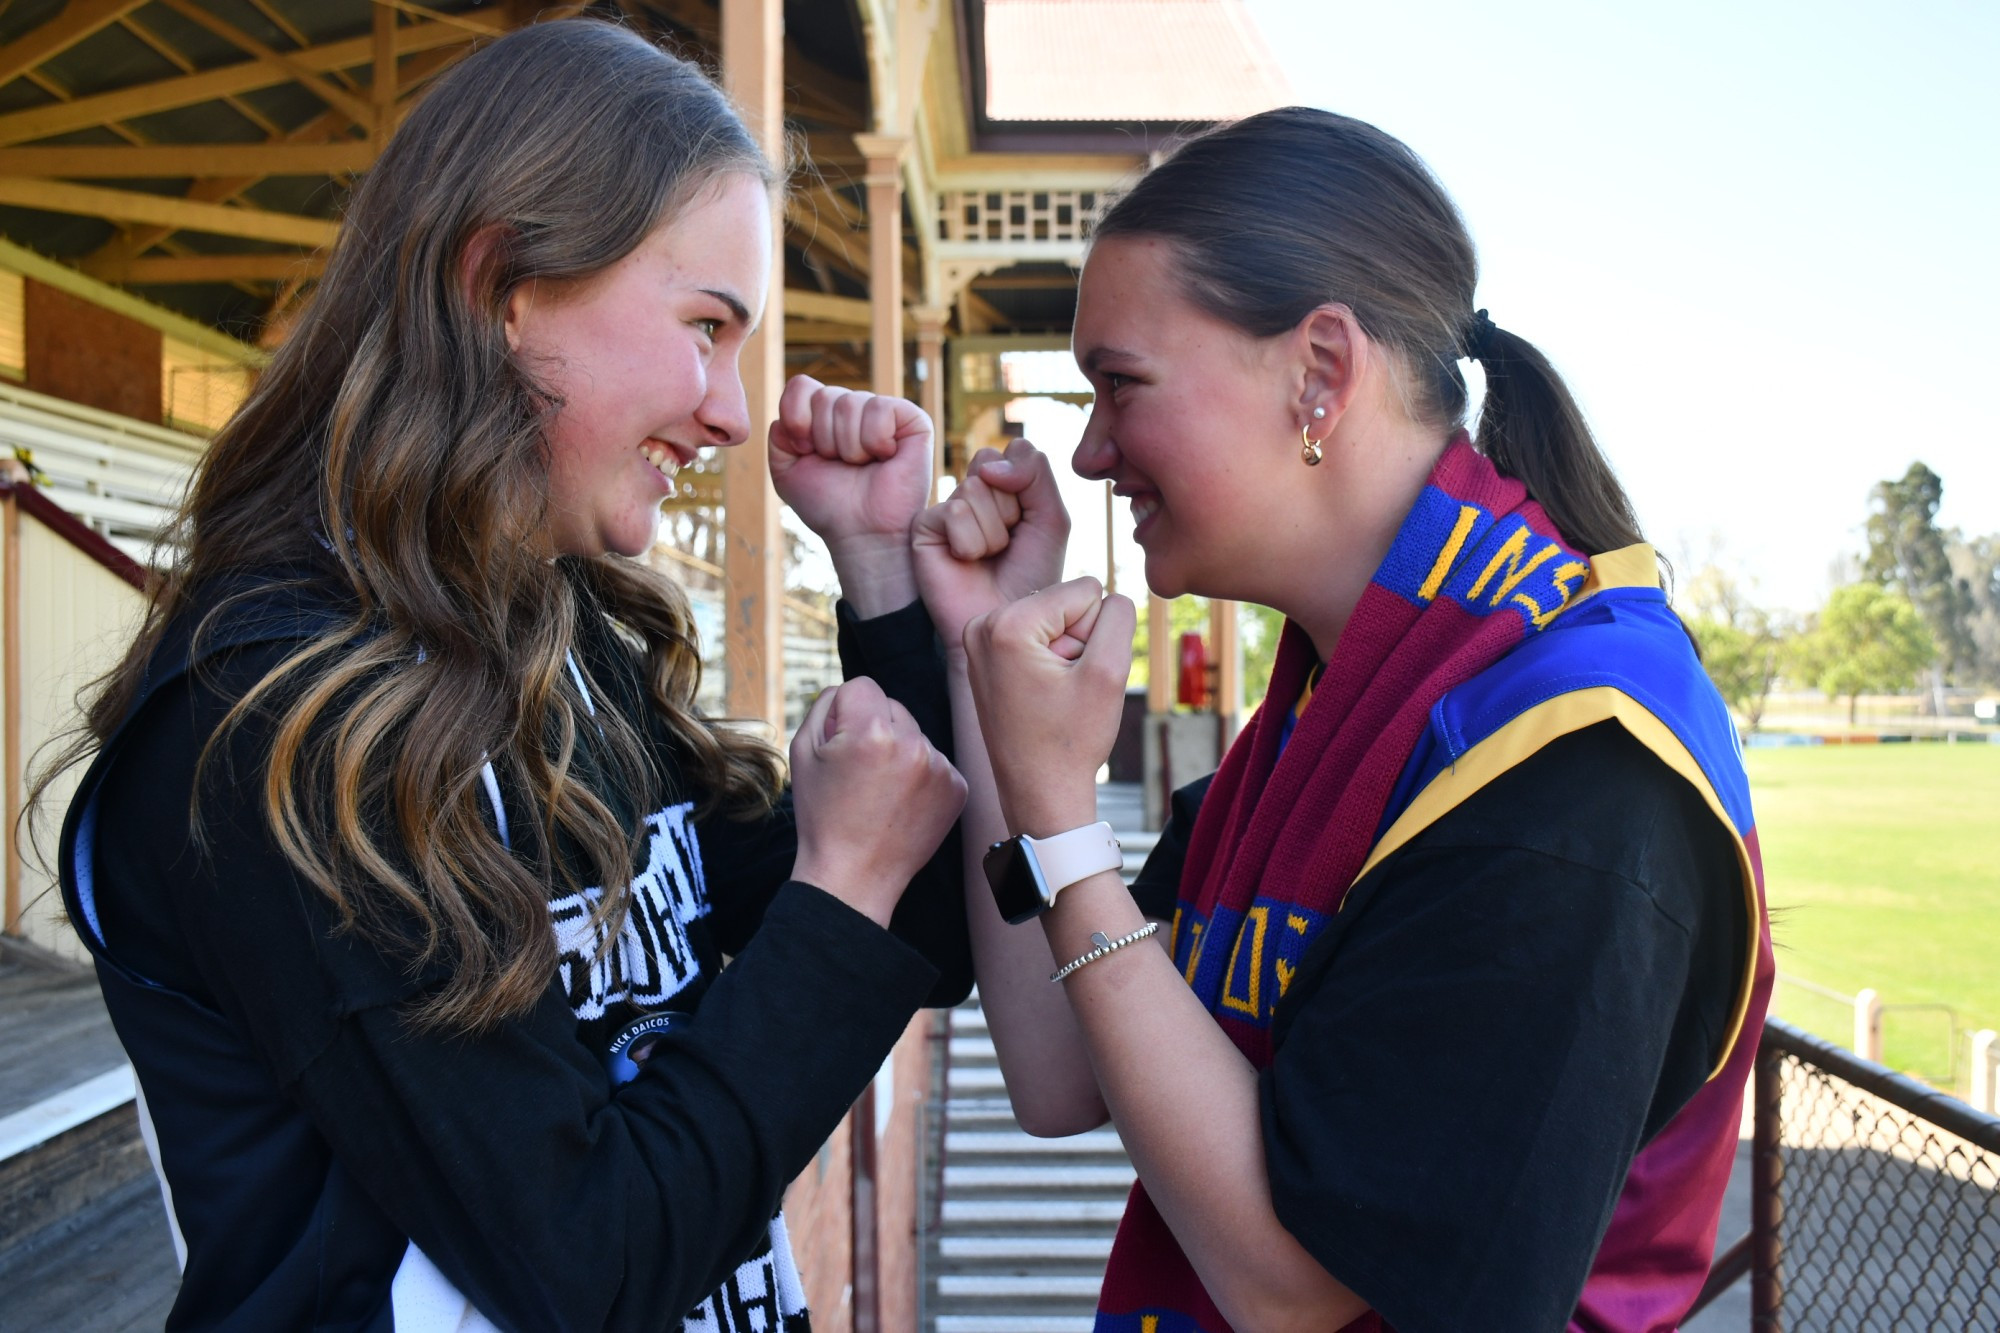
1687 1018 2000 1324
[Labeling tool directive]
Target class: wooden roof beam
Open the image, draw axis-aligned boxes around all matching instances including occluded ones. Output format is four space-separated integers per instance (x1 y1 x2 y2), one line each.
0 0 149 90
784 288 870 326
83 40 469 269
0 142 377 178
154 0 377 129
81 252 325 284
642 0 867 128
0 18 477 146
0 177 337 246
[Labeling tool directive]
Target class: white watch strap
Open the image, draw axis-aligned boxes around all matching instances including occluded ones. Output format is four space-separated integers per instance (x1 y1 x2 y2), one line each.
1023 822 1123 898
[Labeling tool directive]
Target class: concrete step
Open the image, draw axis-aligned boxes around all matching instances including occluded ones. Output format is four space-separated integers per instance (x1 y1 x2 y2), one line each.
948 1036 996 1062
928 983 1137 1332
943 1163 1135 1191
941 1198 1127 1225
946 1066 1009 1094
945 1129 1124 1156
938 1235 1114 1263
938 1274 1104 1300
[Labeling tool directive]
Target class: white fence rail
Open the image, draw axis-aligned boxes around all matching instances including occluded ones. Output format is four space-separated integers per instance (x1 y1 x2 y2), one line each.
0 382 202 566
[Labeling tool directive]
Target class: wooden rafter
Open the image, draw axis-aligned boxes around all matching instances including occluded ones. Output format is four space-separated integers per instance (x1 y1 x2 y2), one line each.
120 14 289 140
81 252 325 283
371 1 510 37
785 319 874 343
153 0 378 129
0 177 338 246
0 19 475 147
0 142 377 177
637 0 868 129
82 40 471 270
785 288 870 326
0 0 149 89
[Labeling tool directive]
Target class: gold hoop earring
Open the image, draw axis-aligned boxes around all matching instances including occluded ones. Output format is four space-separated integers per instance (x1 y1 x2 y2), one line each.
1301 425 1324 466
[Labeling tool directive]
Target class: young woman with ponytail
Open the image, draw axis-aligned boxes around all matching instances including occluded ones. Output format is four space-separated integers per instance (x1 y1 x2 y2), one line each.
918 106 1771 1331
39 20 973 1331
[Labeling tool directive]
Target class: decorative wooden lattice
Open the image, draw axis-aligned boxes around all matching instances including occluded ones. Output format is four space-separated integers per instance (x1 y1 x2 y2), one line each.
936 190 1122 245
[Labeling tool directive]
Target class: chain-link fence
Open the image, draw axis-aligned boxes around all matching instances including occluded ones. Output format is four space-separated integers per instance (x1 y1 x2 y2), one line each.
1694 1019 2000 1329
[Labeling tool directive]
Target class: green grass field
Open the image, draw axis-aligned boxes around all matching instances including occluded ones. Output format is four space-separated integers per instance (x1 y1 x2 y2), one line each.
1747 743 2000 1084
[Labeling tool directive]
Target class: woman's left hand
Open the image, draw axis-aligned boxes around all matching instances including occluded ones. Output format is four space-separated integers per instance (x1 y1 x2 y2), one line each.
963 577 1135 837
768 375 932 613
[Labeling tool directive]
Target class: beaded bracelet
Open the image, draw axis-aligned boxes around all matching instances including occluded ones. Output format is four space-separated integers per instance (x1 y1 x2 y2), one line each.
1050 922 1160 983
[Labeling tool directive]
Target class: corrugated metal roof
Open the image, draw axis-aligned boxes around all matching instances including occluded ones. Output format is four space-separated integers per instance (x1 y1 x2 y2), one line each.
983 0 1289 124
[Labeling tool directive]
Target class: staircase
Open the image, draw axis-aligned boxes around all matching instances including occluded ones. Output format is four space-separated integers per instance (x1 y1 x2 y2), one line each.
0 936 179 1332
926 784 1155 1333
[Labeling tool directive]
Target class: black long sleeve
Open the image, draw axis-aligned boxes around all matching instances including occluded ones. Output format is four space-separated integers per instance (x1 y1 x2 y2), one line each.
90 626 943 1331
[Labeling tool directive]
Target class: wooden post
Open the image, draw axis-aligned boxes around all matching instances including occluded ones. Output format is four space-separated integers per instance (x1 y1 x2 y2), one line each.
1103 480 1115 597
1854 988 1883 1063
910 303 947 498
1147 594 1171 715
1210 598 1238 744
1750 1039 1784 1330
854 133 909 402
3 484 19 935
1972 1029 1999 1115
719 0 785 730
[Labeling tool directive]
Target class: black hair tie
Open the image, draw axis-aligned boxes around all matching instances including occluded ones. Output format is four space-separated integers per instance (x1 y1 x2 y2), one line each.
1464 308 1498 360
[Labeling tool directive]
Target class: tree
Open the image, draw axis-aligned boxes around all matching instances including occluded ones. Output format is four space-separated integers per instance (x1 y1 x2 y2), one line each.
1679 561 1788 734
1688 616 1785 734
1240 602 1286 705
1864 463 1975 690
1947 532 2000 688
1794 583 1936 724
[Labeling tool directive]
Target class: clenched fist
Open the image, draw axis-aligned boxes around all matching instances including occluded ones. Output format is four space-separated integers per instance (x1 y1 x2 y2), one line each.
789 677 968 926
963 577 1135 838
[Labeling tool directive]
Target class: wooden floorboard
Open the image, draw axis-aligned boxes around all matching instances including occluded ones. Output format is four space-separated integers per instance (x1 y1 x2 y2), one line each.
0 1173 180 1332
0 937 128 1123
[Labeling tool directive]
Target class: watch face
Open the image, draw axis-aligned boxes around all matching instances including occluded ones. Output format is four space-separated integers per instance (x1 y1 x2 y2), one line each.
984 838 1052 925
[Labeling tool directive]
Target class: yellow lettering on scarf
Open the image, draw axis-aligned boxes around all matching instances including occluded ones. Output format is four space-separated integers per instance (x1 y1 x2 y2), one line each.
1182 920 1205 986
1220 905 1269 1017
1287 912 1310 934
1143 1319 1160 1333
1416 504 1482 602
1467 525 1558 607
1275 956 1296 999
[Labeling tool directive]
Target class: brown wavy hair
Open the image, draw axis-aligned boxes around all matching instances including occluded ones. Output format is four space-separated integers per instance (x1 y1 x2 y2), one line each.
38 18 785 1032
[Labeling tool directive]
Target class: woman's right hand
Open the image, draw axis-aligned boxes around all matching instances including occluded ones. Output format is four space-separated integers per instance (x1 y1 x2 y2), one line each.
789 678 968 927
963 577 1135 838
912 439 1070 662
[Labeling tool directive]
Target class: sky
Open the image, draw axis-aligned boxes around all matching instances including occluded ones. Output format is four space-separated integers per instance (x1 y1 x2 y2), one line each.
1024 0 2000 616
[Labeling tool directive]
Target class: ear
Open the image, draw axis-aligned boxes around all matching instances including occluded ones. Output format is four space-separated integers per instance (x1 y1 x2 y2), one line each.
1290 303 1368 430
458 223 530 352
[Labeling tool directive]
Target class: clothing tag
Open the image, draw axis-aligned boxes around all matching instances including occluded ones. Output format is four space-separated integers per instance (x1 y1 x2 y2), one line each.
604 1010 688 1086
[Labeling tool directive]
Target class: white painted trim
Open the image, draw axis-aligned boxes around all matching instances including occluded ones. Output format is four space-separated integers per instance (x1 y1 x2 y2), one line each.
0 1062 135 1162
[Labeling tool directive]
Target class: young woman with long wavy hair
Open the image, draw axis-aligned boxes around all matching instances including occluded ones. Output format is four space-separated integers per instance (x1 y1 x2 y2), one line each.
917 107 1772 1332
39 20 970 1331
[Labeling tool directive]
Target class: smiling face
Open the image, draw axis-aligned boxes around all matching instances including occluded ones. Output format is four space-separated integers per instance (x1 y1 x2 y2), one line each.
1070 235 1307 600
508 172 773 558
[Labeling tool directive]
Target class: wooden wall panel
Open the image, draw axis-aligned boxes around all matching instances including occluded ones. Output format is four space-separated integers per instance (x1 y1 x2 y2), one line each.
8 517 142 957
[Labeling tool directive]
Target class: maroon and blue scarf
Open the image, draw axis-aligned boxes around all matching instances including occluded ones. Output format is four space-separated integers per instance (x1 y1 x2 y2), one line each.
1096 436 1591 1333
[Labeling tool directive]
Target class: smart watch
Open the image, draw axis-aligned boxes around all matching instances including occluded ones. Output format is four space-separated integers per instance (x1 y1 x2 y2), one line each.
983 821 1123 925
